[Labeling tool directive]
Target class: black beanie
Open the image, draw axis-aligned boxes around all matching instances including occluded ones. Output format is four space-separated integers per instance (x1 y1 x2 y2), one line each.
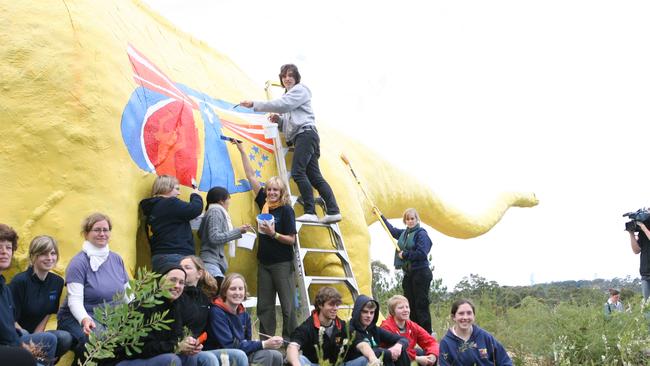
157 262 186 277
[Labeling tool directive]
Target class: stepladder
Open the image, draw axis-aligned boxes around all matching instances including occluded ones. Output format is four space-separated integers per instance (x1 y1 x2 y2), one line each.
291 199 360 319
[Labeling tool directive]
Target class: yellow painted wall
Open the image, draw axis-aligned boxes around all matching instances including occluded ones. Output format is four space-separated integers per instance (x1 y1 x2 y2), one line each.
0 0 537 313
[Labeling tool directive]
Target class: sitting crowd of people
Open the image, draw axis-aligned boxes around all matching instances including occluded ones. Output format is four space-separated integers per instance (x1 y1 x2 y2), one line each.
0 166 513 366
0 211 511 366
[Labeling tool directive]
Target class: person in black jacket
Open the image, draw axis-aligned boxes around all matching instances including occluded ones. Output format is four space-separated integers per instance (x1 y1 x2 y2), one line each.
630 221 650 300
10 235 73 360
109 263 201 366
345 295 410 366
287 287 366 366
0 224 56 366
140 175 203 273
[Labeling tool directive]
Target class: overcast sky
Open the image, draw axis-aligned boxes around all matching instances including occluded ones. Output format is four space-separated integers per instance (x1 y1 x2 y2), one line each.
146 0 650 288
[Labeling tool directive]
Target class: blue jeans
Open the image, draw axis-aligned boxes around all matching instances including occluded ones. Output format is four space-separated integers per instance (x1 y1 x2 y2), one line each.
291 129 339 215
18 329 73 358
298 355 315 366
57 312 105 363
643 278 650 300
201 349 249 366
19 332 57 365
151 253 185 273
116 353 192 366
344 356 370 366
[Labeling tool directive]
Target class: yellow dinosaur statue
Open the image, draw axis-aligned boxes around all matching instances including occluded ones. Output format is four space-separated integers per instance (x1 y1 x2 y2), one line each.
0 0 537 318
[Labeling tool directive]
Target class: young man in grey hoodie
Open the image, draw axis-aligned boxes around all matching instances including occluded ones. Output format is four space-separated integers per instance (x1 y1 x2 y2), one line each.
240 64 342 224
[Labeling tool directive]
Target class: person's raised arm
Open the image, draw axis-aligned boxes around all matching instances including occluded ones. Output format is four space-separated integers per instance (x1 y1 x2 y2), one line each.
240 85 310 114
174 190 203 220
380 214 404 240
235 141 262 195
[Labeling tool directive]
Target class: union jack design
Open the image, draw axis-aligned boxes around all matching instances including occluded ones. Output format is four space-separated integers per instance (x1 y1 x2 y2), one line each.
121 44 276 193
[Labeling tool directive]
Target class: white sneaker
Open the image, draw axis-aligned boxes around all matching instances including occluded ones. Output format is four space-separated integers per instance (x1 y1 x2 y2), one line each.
321 213 342 223
296 214 319 223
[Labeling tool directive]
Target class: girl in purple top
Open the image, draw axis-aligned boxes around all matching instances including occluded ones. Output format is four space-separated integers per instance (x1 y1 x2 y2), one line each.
57 213 129 364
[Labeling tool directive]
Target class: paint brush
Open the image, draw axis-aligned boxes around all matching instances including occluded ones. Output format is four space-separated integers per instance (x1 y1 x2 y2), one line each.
258 332 290 344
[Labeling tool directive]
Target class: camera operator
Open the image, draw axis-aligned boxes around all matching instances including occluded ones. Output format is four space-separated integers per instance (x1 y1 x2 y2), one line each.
628 221 650 300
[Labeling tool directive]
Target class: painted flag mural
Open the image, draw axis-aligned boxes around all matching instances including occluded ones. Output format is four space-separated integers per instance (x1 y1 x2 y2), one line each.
121 44 275 193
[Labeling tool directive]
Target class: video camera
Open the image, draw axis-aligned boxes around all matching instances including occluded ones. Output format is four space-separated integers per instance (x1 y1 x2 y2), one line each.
623 208 650 232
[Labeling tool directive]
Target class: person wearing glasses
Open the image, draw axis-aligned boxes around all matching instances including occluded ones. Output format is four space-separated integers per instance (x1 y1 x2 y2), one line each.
57 213 129 364
140 175 203 272
239 64 341 224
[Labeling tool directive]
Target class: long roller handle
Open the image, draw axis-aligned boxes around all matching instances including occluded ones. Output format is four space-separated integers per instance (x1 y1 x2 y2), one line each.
341 154 400 251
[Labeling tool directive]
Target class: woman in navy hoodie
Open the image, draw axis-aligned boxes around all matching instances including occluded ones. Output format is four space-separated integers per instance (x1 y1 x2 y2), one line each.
140 175 203 272
439 299 512 366
206 273 284 366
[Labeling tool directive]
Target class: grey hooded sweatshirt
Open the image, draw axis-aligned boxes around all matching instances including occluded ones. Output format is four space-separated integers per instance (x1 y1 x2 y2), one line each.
252 83 316 144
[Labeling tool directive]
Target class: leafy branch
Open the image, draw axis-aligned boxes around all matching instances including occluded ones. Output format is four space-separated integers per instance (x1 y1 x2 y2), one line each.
80 267 174 366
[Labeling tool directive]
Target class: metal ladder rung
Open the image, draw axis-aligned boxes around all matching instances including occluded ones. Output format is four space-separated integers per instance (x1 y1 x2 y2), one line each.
296 221 331 228
307 276 355 285
301 248 341 254
298 248 350 262
292 196 325 207
295 222 343 238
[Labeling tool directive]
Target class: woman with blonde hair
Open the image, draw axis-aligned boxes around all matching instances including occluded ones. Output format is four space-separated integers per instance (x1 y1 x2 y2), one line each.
10 235 73 361
207 273 284 366
381 207 434 334
140 174 203 272
235 141 297 340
